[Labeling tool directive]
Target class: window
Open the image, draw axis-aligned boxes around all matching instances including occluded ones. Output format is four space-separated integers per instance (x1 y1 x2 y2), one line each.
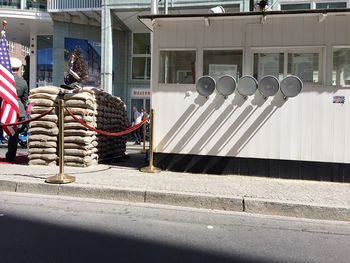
132 33 151 80
316 2 347 9
253 49 322 84
253 53 284 81
21 45 30 56
26 0 47 11
288 53 319 83
8 41 15 53
203 50 243 81
37 35 53 85
159 50 196 84
333 48 350 86
280 3 311 10
0 0 20 9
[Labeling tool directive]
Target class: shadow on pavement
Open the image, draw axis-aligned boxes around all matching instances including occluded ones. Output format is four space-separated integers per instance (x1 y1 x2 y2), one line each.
0 213 273 263
103 152 148 170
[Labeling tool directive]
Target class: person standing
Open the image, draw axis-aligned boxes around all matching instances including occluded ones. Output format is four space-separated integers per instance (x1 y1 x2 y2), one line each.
132 106 142 145
140 107 149 142
6 57 28 161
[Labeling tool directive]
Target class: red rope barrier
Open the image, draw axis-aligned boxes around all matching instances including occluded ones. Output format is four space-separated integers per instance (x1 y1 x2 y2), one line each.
65 108 148 137
0 107 54 127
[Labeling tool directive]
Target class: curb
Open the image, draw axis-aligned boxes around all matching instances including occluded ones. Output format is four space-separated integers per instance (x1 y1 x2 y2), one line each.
244 198 350 222
0 179 349 222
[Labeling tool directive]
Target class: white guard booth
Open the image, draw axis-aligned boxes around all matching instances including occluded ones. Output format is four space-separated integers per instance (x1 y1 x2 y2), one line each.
139 9 350 182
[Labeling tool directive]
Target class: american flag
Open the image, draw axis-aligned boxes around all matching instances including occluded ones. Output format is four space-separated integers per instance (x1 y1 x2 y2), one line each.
0 30 19 136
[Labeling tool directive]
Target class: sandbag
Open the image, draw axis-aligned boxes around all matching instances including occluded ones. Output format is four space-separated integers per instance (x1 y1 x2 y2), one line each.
29 153 57 161
29 141 57 148
30 114 58 122
64 149 93 156
64 136 96 144
29 127 59 135
29 148 57 154
64 154 97 164
65 107 96 116
64 122 96 129
31 106 55 114
64 93 96 102
30 86 61 95
65 99 96 109
64 115 95 123
29 98 56 107
29 93 59 101
29 159 57 166
65 130 96 136
64 143 94 150
29 134 58 142
30 121 57 129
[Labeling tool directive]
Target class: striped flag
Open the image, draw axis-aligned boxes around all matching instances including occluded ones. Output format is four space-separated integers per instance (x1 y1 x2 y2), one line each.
0 30 19 136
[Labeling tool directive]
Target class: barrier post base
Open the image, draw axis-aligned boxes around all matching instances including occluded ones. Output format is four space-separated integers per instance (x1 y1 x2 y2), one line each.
140 165 161 173
45 174 76 184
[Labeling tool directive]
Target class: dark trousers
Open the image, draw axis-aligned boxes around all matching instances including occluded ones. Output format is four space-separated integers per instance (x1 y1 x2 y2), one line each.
133 128 142 143
6 118 26 161
0 127 4 142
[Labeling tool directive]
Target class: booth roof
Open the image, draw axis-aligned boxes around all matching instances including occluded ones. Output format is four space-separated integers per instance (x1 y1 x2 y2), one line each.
139 8 350 30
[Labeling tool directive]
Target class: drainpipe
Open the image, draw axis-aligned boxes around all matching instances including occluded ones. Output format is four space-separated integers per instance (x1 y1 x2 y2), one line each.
101 0 113 94
250 0 255 11
164 0 168 14
151 0 158 14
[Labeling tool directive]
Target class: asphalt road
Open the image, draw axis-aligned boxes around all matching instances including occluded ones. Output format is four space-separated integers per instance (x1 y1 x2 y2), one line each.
0 192 349 263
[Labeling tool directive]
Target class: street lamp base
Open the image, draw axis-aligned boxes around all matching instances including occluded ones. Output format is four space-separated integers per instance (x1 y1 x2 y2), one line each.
45 174 76 184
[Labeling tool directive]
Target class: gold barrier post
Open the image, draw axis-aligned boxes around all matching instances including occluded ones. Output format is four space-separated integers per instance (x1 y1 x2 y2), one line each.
46 100 75 184
140 109 161 173
141 123 147 154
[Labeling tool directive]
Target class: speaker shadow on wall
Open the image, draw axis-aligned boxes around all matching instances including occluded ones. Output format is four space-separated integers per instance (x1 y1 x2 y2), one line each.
190 94 247 154
171 93 224 153
228 92 286 156
157 93 210 152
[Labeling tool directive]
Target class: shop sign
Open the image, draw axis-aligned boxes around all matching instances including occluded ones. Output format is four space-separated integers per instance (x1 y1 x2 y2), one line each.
131 89 151 98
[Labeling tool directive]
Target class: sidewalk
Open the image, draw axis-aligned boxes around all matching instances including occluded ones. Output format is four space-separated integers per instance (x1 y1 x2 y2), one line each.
0 143 349 222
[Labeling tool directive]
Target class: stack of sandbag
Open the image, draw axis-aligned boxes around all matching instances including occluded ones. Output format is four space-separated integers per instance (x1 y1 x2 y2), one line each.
28 86 61 166
63 88 99 167
94 92 128 160
63 87 128 167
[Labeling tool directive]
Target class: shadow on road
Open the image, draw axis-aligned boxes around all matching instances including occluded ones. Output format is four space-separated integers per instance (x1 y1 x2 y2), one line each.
0 213 273 263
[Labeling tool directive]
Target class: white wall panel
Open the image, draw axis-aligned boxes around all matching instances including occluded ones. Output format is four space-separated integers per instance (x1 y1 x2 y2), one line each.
152 14 350 164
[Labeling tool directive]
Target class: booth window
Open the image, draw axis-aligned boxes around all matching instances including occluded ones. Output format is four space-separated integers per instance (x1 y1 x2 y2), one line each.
253 53 284 81
203 50 242 81
280 3 311 10
287 53 319 83
333 48 350 86
159 50 196 84
316 2 347 9
132 33 151 80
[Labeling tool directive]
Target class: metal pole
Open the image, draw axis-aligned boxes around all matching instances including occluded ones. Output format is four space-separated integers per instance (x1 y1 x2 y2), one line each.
46 100 75 184
164 0 168 14
151 0 158 14
140 109 161 173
